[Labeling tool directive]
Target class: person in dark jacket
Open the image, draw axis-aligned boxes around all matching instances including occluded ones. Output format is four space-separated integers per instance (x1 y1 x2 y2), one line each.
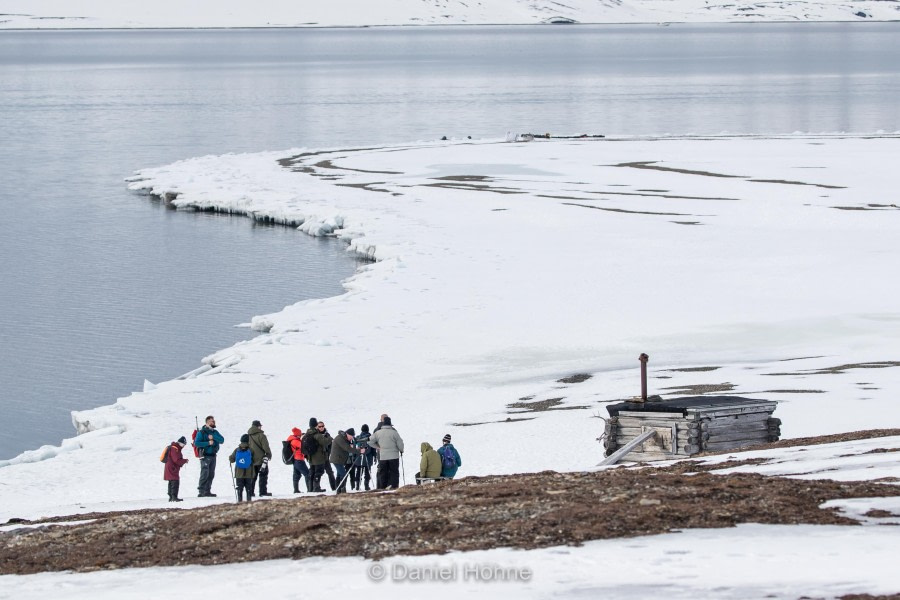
287 427 310 493
194 415 225 497
373 413 388 432
305 420 332 492
415 441 442 484
163 436 189 501
350 424 375 491
229 433 255 502
369 416 404 489
247 420 273 497
329 428 359 494
439 434 462 479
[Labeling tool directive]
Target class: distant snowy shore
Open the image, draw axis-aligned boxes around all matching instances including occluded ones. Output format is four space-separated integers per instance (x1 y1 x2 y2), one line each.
1 0 898 29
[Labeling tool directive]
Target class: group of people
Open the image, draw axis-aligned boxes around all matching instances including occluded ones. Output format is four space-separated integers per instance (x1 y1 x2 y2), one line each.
162 413 462 502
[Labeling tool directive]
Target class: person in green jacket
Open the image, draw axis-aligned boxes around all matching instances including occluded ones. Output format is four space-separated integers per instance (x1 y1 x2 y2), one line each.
415 442 442 484
306 420 332 492
247 420 273 497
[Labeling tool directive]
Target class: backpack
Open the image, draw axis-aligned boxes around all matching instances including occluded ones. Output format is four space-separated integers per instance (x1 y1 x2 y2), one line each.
235 448 252 469
301 431 319 457
160 445 171 463
191 428 202 457
281 439 293 465
440 446 456 469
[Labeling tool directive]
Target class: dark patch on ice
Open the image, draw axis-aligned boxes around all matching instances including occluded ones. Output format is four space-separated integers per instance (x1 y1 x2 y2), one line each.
314 159 402 175
832 204 900 211
587 190 739 202
334 182 394 194
764 361 900 376
611 161 745 179
431 175 493 182
862 448 900 456
562 202 689 217
672 221 702 225
422 182 525 195
507 398 589 413
665 366 721 373
557 373 592 384
749 178 845 189
450 417 536 427
612 161 844 190
661 382 736 396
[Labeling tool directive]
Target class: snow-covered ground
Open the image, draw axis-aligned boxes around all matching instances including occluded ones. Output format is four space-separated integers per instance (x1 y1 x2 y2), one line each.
0 525 897 599
1 134 898 595
0 0 898 28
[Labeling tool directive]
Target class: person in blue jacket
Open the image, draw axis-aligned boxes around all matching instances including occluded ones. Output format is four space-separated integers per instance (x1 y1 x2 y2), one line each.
438 433 462 479
194 415 225 497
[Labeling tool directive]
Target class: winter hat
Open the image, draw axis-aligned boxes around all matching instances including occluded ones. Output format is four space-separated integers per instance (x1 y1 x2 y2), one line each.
361 424 370 433
252 420 262 427
346 428 355 436
177 436 187 445
383 416 392 426
442 434 451 444
292 427 302 436
240 434 250 443
309 417 318 428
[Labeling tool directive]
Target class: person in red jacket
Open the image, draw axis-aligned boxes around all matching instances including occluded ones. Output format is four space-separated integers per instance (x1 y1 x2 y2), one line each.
164 436 190 502
287 427 310 493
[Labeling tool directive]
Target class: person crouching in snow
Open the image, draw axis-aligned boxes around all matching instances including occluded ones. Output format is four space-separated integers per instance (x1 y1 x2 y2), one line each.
439 434 462 479
229 434 256 502
415 441 442 484
164 436 189 502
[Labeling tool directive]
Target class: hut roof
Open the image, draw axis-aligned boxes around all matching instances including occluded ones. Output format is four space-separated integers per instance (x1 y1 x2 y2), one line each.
605 395 775 417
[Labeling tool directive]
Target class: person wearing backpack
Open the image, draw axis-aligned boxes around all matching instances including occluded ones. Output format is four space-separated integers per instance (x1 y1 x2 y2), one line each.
350 424 375 491
304 419 332 493
369 416 404 489
286 427 310 493
438 434 462 479
247 420 273 497
194 415 225 497
415 441 442 484
229 434 255 502
163 436 189 501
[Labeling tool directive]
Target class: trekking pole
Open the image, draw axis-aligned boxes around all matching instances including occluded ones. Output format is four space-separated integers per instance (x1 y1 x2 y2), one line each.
337 464 353 492
229 461 238 503
401 452 406 486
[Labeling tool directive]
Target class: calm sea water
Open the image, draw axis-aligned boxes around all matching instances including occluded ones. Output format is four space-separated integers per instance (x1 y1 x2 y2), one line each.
1 23 898 459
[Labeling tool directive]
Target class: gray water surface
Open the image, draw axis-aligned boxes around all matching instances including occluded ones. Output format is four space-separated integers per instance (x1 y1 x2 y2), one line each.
2 23 899 459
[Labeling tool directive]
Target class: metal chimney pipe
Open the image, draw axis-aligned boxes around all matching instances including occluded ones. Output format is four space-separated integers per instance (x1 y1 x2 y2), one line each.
639 353 649 402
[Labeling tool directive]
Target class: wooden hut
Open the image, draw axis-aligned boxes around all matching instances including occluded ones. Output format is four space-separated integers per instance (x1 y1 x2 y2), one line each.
600 396 781 464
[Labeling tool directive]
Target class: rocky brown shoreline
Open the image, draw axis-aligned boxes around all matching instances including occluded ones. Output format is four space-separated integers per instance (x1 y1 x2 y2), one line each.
2 430 899 576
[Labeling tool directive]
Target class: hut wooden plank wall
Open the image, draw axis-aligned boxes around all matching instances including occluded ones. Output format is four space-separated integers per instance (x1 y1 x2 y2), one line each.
602 396 780 462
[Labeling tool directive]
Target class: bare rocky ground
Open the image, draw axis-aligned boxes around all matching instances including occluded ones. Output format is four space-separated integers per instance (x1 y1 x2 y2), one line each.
1 430 898 580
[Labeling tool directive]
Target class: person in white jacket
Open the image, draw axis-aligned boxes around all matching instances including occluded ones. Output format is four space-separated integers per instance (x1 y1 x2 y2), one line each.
369 416 404 489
